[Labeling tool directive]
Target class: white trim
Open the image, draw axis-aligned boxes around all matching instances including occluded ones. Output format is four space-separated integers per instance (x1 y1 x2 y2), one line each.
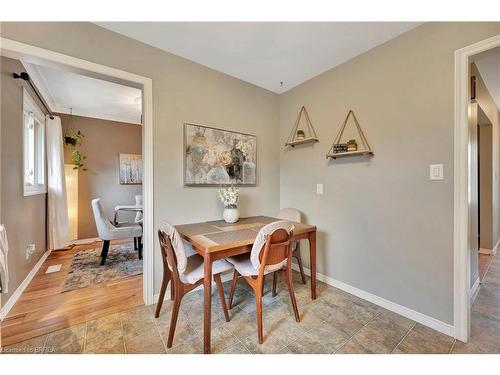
470 276 481 305
70 237 100 246
0 250 51 320
291 264 454 337
0 37 155 307
493 238 500 256
454 34 500 343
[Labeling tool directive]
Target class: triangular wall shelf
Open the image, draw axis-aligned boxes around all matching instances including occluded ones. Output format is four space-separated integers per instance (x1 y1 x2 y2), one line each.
326 110 374 159
285 106 319 147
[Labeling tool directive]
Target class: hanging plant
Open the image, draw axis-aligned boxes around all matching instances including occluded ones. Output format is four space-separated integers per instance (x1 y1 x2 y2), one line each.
71 150 87 171
63 125 88 170
63 129 84 147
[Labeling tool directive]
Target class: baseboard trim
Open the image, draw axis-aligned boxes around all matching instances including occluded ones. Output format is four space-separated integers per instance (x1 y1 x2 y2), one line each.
0 249 51 320
493 238 499 256
291 264 455 337
470 276 481 305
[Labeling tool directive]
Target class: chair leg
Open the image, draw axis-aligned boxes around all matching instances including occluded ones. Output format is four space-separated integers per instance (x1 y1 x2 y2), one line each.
170 280 175 300
294 244 307 284
100 240 110 265
167 286 183 348
272 271 278 297
138 236 143 260
155 271 169 318
284 268 300 322
228 269 239 309
255 290 264 344
214 274 230 322
134 237 138 251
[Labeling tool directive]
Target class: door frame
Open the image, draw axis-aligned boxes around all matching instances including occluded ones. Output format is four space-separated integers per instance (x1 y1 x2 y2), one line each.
453 34 500 342
0 37 155 305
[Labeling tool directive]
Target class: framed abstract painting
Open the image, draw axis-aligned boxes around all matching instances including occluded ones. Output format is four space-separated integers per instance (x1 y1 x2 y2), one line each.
119 153 143 185
183 123 257 186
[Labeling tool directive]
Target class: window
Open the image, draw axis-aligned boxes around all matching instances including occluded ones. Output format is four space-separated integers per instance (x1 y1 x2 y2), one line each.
23 88 46 196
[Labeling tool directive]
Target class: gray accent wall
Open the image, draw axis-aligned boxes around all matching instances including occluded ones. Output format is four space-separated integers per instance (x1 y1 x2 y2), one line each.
278 23 500 325
1 56 47 307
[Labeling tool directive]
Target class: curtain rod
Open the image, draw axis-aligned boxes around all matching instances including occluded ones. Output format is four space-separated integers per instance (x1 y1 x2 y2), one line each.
13 72 55 120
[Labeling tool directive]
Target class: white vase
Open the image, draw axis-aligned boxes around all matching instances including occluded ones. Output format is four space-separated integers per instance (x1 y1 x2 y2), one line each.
223 207 240 223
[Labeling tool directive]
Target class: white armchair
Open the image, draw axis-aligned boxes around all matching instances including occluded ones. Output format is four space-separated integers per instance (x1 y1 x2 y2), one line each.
92 198 143 265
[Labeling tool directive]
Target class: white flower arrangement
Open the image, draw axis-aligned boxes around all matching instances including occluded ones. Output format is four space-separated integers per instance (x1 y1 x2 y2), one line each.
218 186 239 208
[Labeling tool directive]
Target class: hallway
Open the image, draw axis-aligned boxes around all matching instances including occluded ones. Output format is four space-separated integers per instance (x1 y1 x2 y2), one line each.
451 253 500 353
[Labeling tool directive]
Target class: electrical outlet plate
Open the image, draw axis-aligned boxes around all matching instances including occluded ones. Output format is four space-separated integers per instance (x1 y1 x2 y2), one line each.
26 243 36 259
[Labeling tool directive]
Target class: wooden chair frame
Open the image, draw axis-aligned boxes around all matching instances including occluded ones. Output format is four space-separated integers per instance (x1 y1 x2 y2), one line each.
228 228 300 344
156 230 231 348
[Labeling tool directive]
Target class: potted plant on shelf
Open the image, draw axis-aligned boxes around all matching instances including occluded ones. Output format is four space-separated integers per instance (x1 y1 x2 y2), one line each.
347 139 358 152
218 185 239 223
296 129 305 140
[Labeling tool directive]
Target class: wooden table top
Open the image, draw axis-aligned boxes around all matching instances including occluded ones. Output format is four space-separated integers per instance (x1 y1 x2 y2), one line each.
176 216 316 253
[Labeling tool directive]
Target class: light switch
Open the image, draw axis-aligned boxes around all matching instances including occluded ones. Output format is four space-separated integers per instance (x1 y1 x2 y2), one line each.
316 183 324 195
429 164 444 180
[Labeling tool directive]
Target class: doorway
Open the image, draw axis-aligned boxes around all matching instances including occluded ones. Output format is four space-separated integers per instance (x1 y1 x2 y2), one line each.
0 37 154 343
454 34 500 343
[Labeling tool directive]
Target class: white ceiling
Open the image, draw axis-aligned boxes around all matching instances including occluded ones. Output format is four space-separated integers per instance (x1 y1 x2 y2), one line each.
475 47 500 111
96 22 422 93
23 62 142 124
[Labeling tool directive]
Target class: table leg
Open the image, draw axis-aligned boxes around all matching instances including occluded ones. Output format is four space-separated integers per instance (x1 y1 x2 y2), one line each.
308 230 317 300
203 253 213 354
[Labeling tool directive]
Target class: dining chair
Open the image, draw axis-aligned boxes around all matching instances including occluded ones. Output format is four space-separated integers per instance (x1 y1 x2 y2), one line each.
156 222 233 348
133 194 143 253
227 221 300 344
277 208 306 285
91 198 143 265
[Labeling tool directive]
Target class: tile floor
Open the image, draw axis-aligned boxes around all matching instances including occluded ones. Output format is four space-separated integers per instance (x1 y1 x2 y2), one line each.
3 255 500 354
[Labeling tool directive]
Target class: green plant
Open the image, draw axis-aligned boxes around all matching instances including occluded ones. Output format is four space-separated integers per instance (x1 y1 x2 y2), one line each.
347 139 357 145
64 129 84 147
71 150 87 170
63 129 88 170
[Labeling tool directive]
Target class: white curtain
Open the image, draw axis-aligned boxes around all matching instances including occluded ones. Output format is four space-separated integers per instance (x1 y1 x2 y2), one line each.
0 225 9 293
46 116 70 250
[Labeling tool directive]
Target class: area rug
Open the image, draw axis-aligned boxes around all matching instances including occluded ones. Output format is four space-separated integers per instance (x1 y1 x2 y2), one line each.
62 242 142 292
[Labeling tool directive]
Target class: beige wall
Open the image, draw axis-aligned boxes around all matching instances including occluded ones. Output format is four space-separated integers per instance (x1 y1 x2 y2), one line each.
478 123 493 250
279 23 500 325
59 114 142 239
0 22 281 295
472 62 500 248
0 56 47 307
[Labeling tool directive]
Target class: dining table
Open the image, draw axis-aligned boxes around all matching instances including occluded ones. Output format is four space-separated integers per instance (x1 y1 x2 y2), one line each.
175 215 317 354
113 204 143 225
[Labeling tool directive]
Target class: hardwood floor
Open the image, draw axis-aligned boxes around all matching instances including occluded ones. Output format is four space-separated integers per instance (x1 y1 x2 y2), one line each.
1 239 143 346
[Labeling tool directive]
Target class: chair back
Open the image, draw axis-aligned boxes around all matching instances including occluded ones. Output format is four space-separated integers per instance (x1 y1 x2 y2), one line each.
91 198 116 239
250 221 294 275
135 195 143 223
158 222 188 274
278 208 301 223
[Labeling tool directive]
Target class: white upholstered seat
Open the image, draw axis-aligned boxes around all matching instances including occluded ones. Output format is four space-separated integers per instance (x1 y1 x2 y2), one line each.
180 254 233 284
92 198 142 241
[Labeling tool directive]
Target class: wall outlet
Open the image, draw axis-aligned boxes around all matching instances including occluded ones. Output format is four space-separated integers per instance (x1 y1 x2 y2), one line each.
26 243 36 260
316 183 324 195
